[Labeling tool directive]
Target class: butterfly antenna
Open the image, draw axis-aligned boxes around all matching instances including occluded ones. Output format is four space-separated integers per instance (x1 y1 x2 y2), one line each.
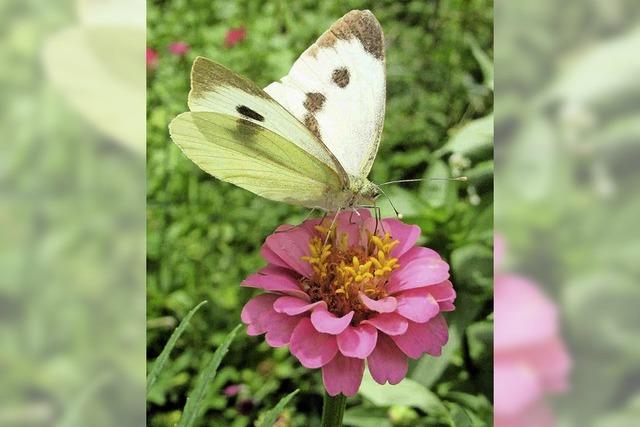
375 185 403 219
379 177 467 186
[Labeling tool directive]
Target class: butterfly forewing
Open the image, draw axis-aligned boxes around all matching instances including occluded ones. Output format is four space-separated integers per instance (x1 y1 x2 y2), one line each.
169 111 344 208
188 57 347 182
264 10 386 178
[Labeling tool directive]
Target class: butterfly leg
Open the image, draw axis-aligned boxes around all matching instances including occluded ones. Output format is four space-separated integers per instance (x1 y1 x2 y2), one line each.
349 207 362 225
357 204 386 235
323 209 341 246
319 210 328 225
376 205 387 234
373 205 383 235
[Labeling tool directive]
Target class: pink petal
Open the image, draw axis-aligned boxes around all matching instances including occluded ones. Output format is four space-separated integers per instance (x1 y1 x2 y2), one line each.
381 218 421 258
241 294 278 335
398 246 441 265
336 210 372 246
290 318 338 368
427 280 457 303
495 275 557 351
367 334 408 385
310 308 353 335
359 293 397 313
322 353 365 397
263 312 301 347
516 337 571 393
395 288 440 323
273 296 325 315
362 312 408 336
426 280 457 312
242 266 309 300
264 226 314 277
260 245 290 270
337 324 378 358
438 301 456 311
391 315 449 359
495 401 555 427
387 256 450 294
494 362 542 416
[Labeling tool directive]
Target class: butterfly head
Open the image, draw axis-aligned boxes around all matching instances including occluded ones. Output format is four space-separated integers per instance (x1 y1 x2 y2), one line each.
359 181 381 201
348 178 381 207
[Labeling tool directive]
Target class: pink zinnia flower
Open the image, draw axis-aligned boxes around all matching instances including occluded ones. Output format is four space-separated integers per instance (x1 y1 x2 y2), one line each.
224 27 247 48
146 47 159 70
169 41 190 56
494 235 571 427
241 210 455 396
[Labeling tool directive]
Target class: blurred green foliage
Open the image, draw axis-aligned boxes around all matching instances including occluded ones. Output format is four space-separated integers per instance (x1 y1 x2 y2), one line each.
2 1 145 426
147 0 493 426
495 1 640 425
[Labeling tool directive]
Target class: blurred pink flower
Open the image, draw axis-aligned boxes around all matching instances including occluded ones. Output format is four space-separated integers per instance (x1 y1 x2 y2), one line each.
225 27 247 48
223 384 244 397
494 235 571 427
146 47 159 69
169 41 190 56
241 210 455 396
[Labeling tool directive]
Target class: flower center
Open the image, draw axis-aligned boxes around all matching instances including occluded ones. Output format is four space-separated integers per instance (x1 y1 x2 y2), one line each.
300 222 400 324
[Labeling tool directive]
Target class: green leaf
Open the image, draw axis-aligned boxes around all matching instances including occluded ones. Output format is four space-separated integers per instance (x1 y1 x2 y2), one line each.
444 391 492 415
411 325 460 389
359 371 448 416
378 186 425 218
147 300 208 394
177 324 242 427
467 35 493 90
504 115 557 202
447 403 476 427
258 389 299 427
437 114 494 157
465 160 493 186
548 27 640 105
450 244 493 293
466 321 493 363
420 159 455 208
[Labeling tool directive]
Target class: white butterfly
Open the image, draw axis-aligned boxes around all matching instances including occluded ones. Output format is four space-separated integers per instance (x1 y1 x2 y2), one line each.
169 10 386 212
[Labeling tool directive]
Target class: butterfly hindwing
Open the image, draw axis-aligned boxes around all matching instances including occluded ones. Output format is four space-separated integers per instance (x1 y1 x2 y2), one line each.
264 9 386 178
169 111 344 208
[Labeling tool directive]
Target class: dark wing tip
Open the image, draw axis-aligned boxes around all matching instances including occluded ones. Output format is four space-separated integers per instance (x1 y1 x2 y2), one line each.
332 10 384 60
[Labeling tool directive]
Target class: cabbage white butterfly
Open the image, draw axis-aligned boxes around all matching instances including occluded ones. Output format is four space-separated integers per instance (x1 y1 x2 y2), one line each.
169 10 387 212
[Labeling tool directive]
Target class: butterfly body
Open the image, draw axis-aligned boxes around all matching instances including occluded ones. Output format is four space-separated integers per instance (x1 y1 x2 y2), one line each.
169 10 386 213
315 176 380 212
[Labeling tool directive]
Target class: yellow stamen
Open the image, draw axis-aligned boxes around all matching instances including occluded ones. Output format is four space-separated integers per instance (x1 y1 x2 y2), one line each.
299 220 401 322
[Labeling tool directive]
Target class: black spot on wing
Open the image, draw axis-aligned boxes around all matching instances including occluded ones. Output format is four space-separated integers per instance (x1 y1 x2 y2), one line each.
304 92 326 113
331 67 350 88
236 105 264 121
232 118 260 140
304 113 322 140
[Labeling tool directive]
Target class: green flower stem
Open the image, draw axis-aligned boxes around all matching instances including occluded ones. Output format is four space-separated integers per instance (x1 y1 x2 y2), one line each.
321 392 346 427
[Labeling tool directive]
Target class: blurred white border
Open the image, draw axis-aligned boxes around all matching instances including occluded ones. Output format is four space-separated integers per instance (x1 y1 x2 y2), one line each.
1 0 145 425
496 1 640 425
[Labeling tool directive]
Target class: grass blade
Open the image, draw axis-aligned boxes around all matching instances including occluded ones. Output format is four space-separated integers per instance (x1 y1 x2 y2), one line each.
177 324 242 427
258 389 299 427
147 300 207 394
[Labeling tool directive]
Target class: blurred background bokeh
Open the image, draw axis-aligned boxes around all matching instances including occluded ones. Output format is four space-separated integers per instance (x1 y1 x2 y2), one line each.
495 0 640 426
0 0 145 426
147 0 493 426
